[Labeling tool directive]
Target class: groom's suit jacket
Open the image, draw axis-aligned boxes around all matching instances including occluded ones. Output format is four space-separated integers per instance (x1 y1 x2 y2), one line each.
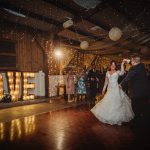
121 63 150 99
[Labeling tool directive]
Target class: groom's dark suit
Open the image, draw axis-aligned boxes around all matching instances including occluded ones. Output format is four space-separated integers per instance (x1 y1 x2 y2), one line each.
121 63 150 122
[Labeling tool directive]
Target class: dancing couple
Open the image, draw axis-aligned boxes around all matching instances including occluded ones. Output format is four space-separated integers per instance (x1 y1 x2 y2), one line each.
91 55 150 126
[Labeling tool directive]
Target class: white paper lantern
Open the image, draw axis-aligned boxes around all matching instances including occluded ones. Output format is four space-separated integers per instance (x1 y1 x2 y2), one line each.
63 20 73 28
140 47 150 55
109 27 122 41
80 41 89 50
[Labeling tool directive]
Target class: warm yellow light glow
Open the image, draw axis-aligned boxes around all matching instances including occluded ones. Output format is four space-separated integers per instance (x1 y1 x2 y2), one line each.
7 72 13 76
30 73 35 77
0 123 4 140
10 119 22 141
29 95 35 99
16 79 20 83
7 72 21 101
54 48 63 58
24 116 35 136
29 84 35 88
27 73 30 76
15 85 19 89
6 116 36 141
16 72 20 77
0 74 3 100
23 72 35 100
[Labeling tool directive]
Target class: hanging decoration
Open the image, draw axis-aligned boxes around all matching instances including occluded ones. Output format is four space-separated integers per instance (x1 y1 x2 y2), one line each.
63 19 73 29
109 27 122 41
80 41 89 50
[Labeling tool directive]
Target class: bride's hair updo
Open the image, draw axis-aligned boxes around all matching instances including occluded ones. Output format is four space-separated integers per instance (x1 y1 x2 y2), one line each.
109 60 118 71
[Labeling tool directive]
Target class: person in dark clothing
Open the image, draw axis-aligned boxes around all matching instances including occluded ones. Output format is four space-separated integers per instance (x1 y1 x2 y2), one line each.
87 64 99 105
120 55 150 125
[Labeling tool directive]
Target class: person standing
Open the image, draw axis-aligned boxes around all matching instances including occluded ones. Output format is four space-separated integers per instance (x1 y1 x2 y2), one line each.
91 60 134 125
66 68 75 102
76 68 87 101
120 55 150 125
87 64 99 105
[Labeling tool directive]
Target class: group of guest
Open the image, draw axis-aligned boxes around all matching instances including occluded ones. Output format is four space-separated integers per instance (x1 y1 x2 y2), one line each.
66 68 87 102
65 65 103 103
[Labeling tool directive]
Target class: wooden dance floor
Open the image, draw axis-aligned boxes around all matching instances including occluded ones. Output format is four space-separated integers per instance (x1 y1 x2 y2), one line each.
0 105 149 150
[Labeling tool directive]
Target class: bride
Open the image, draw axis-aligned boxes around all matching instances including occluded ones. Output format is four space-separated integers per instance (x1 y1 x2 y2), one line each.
91 60 134 125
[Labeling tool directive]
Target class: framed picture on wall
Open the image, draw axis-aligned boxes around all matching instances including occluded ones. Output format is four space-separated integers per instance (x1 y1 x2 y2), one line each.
0 40 17 70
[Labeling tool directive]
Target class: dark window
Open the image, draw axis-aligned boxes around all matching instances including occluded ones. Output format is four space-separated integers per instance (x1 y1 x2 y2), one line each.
0 40 16 70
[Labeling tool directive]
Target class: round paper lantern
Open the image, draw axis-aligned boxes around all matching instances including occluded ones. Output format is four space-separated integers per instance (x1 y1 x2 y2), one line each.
109 27 122 41
140 47 150 55
80 41 89 50
63 20 73 28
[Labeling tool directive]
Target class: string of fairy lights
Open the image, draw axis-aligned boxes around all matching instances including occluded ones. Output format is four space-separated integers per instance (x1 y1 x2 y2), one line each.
1 0 150 69
0 0 150 82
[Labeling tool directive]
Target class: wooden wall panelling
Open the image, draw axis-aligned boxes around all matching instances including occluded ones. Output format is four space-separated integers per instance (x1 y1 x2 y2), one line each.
0 27 45 72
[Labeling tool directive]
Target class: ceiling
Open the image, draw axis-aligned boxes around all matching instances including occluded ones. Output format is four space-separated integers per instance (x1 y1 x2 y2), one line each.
0 0 150 57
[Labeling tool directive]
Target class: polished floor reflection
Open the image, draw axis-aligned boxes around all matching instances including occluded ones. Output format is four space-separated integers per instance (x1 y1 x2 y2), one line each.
0 99 83 123
0 105 149 150
0 115 36 142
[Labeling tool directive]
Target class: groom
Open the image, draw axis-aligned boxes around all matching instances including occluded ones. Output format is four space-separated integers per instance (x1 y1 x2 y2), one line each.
120 55 150 125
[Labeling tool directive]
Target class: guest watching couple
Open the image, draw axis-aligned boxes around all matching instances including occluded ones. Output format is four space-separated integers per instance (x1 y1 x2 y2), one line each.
76 68 87 101
66 68 87 103
87 64 99 105
66 68 75 102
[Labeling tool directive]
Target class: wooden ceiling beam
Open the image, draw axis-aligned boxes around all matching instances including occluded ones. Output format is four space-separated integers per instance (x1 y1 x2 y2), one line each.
0 19 49 35
139 37 150 44
68 27 103 41
2 0 146 54
108 0 150 32
1 0 103 42
43 0 109 31
1 3 60 26
0 9 54 32
1 0 73 22
54 36 80 46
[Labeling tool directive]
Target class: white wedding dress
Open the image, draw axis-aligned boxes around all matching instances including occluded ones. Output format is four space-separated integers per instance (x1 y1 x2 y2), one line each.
91 70 134 125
